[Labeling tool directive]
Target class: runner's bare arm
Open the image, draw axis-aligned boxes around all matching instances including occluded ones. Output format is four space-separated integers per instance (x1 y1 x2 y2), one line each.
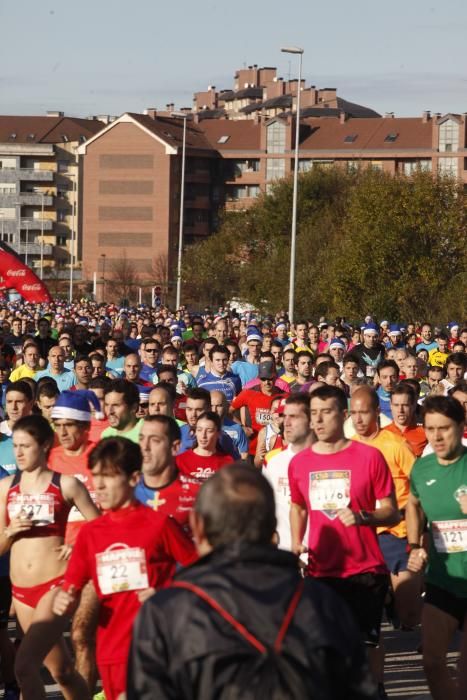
405 492 428 572
337 492 401 527
290 503 308 556
0 475 33 554
61 475 100 521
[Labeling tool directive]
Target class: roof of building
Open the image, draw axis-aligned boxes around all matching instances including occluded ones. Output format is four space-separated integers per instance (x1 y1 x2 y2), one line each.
0 116 104 144
299 116 433 151
128 113 214 151
199 119 261 151
220 87 263 101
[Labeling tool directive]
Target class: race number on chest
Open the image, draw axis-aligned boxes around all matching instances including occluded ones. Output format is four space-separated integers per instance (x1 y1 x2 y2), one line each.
309 470 351 519
96 545 149 594
8 493 55 525
432 520 467 554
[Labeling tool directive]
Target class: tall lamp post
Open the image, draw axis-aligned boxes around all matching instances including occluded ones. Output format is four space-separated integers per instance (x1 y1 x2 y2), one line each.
68 171 77 303
171 111 188 310
281 45 304 324
101 253 106 302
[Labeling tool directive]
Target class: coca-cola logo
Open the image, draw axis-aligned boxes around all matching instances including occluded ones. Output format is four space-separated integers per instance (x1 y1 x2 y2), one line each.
20 284 41 291
6 269 26 277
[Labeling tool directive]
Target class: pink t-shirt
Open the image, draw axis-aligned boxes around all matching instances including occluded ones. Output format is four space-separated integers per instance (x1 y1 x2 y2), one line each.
288 441 393 578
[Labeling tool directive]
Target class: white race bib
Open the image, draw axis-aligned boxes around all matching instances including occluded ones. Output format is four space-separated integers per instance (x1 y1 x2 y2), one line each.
432 520 467 554
96 545 149 594
309 470 351 520
8 493 54 526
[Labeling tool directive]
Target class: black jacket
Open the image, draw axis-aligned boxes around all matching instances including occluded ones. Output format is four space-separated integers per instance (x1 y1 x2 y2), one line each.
128 543 377 699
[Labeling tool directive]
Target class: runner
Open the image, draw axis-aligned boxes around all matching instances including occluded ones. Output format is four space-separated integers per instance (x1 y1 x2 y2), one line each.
263 394 312 550
48 391 101 693
406 395 467 700
352 324 386 381
0 380 35 475
52 436 197 700
197 344 241 401
210 390 249 459
231 360 283 458
350 386 420 629
375 360 399 420
35 345 76 391
177 411 234 483
135 415 199 531
289 384 399 698
0 414 98 699
384 382 428 456
254 395 285 468
102 378 142 443
179 387 238 457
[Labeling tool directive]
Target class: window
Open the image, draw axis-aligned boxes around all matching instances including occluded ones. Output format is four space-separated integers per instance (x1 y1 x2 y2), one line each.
58 210 67 222
218 135 230 144
0 207 15 219
0 158 16 169
266 121 286 154
438 157 458 177
344 134 357 143
347 160 359 173
232 159 260 176
266 158 285 181
439 119 459 153
384 133 398 143
370 161 383 171
0 183 16 194
402 160 432 175
298 159 313 172
57 236 67 246
57 161 69 173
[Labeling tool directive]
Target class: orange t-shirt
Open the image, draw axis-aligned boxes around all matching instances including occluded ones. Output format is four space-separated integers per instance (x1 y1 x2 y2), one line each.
352 430 415 538
88 417 110 443
383 422 427 458
48 440 97 545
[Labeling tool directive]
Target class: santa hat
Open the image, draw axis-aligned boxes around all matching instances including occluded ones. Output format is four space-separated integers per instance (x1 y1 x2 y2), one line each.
51 390 102 422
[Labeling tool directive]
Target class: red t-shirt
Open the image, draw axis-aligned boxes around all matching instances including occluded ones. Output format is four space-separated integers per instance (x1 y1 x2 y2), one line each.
288 441 394 578
231 387 282 455
176 450 234 483
48 440 97 545
135 470 200 533
62 501 197 665
88 418 110 443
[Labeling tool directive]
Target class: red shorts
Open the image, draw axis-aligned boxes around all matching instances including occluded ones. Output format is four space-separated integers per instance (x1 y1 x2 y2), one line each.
12 575 64 608
99 662 127 700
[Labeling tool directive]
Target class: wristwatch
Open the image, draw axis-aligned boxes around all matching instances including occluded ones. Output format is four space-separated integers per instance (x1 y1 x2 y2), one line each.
405 543 421 554
358 510 372 525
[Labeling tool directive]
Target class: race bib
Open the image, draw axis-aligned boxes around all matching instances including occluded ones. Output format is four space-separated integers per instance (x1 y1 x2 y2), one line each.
432 520 467 554
96 545 149 595
255 408 271 425
309 470 351 520
8 493 55 526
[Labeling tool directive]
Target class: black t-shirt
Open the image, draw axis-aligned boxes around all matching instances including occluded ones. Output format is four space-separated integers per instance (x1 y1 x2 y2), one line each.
351 343 385 377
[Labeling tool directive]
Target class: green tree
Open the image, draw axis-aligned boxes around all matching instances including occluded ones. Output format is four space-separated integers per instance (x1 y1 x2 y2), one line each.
332 169 467 320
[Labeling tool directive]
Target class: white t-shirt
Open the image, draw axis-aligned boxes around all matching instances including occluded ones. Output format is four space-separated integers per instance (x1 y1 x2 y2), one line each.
263 445 297 551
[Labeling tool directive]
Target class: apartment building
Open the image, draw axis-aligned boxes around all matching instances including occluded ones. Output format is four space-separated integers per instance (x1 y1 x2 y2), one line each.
76 112 219 298
0 113 105 279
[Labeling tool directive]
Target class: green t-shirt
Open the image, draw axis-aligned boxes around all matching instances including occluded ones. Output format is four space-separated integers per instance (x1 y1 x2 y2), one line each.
410 448 467 597
101 419 143 444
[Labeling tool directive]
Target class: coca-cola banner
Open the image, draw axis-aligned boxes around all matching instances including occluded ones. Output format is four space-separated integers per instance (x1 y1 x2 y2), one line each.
0 242 52 303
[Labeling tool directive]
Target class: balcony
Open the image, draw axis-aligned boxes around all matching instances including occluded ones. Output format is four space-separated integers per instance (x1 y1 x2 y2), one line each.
184 221 210 236
20 193 54 206
20 218 54 231
18 169 55 182
9 241 53 256
185 195 210 209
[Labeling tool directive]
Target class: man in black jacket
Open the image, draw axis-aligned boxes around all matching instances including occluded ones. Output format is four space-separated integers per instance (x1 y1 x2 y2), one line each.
128 464 378 699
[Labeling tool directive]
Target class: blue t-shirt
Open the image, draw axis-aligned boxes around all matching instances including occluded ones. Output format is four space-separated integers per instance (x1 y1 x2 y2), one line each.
34 368 76 392
231 360 258 387
416 341 438 353
376 386 392 420
221 418 249 456
0 434 17 476
178 424 239 459
197 371 241 402
140 364 158 383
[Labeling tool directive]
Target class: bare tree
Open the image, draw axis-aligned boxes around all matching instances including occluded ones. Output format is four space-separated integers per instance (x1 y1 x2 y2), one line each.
109 251 146 304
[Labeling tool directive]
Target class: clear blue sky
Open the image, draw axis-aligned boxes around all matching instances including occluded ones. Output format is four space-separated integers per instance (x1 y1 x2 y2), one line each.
2 0 467 118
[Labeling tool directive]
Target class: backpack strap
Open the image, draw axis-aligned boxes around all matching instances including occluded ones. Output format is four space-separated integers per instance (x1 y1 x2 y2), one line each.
172 579 304 655
274 579 304 652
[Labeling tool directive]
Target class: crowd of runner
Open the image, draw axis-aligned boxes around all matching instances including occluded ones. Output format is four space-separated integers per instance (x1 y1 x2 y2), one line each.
0 298 465 699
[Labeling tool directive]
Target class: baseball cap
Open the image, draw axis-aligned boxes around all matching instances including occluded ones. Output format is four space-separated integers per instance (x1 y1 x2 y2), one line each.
258 360 275 379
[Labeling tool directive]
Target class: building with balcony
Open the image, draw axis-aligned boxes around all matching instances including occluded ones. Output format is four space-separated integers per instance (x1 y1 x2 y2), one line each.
0 113 106 277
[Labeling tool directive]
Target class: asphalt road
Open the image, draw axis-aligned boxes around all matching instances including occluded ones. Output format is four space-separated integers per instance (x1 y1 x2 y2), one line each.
0 621 460 698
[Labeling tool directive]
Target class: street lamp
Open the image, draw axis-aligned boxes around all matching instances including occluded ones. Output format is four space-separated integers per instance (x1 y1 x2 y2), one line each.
171 111 188 310
281 45 304 324
40 190 48 280
101 253 106 302
68 171 77 303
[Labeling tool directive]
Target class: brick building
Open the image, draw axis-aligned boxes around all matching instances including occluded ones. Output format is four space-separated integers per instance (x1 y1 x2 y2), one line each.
0 113 105 280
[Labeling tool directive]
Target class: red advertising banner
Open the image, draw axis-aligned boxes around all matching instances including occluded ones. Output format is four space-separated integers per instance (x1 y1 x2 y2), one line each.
0 242 52 303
